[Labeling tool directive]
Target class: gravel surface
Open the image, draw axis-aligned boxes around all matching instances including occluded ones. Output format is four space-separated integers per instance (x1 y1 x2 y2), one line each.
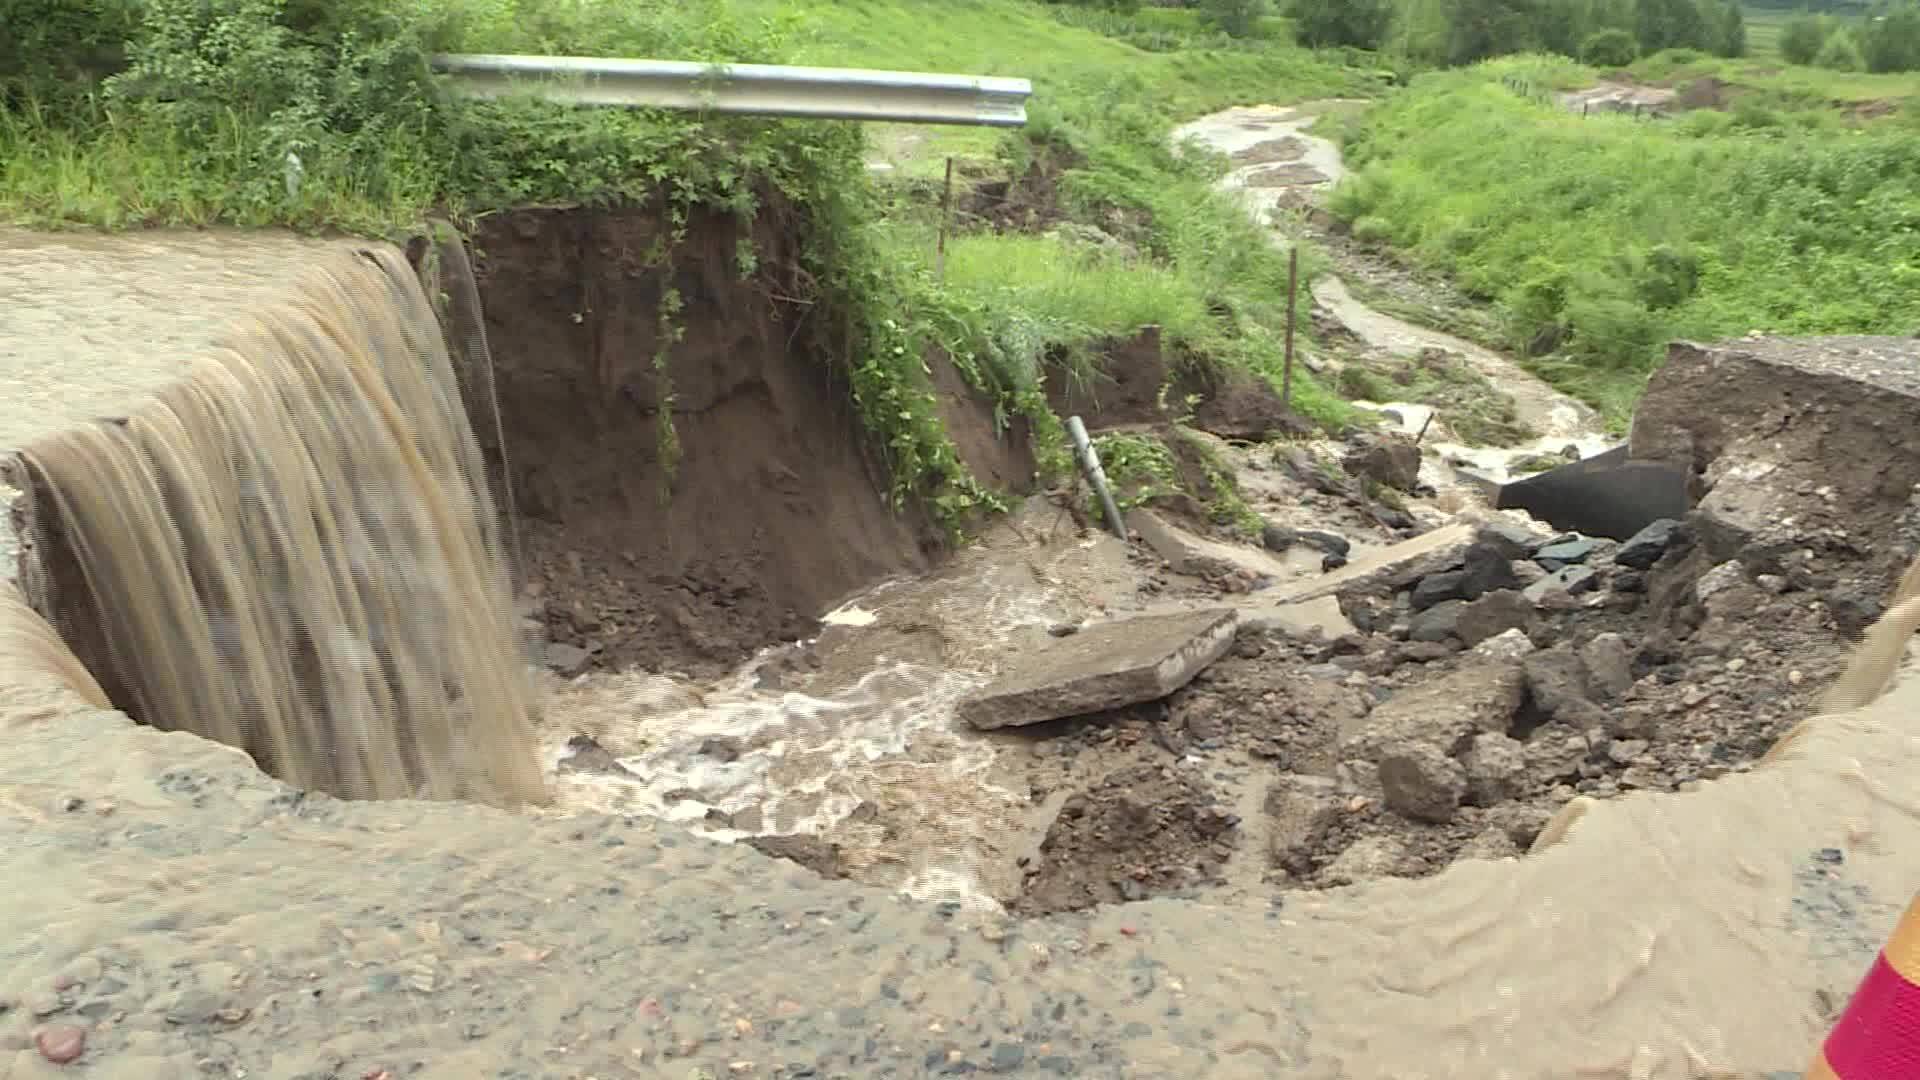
5 659 1918 1079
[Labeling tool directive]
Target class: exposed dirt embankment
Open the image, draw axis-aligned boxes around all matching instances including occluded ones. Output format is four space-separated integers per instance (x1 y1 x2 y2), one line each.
448 205 1018 678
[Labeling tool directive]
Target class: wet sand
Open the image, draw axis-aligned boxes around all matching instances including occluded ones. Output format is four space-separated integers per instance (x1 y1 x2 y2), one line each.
3 601 1914 1077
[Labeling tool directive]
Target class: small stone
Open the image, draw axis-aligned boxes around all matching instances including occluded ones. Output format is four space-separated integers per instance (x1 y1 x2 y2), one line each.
1474 522 1544 561
1580 633 1634 700
1534 537 1602 569
1377 742 1467 823
1613 519 1681 570
1411 571 1467 611
1300 529 1353 557
1788 669 1806 686
1343 435 1421 492
36 1025 86 1064
1607 739 1650 765
1469 627 1537 660
1695 561 1746 602
1408 599 1465 643
1323 834 1407 883
1557 565 1600 595
1457 541 1520 599
1454 589 1532 647
1460 732 1528 805
544 641 595 677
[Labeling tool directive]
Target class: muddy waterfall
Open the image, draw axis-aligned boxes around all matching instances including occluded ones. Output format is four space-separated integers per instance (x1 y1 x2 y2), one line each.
11 247 548 808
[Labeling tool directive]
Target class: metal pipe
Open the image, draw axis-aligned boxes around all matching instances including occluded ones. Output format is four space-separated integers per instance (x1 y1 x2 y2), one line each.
430 54 1032 127
1067 416 1128 540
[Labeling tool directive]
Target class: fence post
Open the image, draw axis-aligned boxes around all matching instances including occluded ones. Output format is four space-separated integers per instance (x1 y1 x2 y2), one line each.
936 156 954 280
1282 247 1298 412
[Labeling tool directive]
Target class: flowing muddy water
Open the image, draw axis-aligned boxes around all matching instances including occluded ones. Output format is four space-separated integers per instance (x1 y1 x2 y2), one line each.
539 502 1149 910
2 235 543 808
3 207 1918 1078
525 103 1626 913
1172 103 1615 485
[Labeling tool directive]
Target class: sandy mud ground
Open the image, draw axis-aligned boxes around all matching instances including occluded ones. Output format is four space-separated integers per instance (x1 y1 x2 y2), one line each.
5 104 1919 1078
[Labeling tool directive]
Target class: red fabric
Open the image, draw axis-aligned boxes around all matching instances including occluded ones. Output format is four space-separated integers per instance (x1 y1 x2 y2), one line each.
1825 953 1920 1079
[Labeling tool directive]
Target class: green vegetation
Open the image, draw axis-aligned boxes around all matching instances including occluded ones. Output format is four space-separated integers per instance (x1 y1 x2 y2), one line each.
1282 0 1747 65
1334 346 1533 446
1091 427 1262 534
2 0 1380 537
1332 54 1920 427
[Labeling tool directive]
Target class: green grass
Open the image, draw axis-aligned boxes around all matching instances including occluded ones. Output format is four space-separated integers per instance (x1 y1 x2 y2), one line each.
1332 53 1920 427
1 0 1387 533
929 232 1217 342
1628 44 1920 111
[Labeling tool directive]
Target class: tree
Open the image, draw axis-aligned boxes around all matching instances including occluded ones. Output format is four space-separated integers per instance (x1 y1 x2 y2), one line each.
1446 0 1543 63
1201 0 1268 38
1863 3 1920 72
1288 0 1393 48
1704 0 1751 55
1814 25 1868 66
1580 25 1641 63
1636 0 1708 51
1780 11 1830 62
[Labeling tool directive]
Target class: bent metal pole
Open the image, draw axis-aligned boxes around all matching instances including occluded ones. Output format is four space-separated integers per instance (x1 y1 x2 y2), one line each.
1067 415 1127 540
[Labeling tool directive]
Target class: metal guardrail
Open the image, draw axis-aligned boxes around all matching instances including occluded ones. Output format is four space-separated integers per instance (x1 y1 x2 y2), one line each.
430 54 1032 127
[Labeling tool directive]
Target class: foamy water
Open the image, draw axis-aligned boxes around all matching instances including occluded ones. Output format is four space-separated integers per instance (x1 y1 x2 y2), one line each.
544 552 1088 911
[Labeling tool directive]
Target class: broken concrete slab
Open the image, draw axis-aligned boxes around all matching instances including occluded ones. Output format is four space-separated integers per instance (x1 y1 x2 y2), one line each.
1339 660 1525 761
959 607 1238 730
1127 508 1304 583
1268 521 1477 604
1238 595 1354 639
1631 336 1920 577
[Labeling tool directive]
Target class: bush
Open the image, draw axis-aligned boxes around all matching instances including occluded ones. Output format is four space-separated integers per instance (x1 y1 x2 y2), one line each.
1288 0 1392 49
0 0 139 93
1328 65 1920 427
1579 27 1640 65
1780 12 1829 64
1200 0 1268 38
1863 4 1920 73
1814 27 1867 69
1045 0 1143 12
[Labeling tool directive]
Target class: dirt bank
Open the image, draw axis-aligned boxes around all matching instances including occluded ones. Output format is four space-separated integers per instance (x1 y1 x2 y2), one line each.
451 205 1016 679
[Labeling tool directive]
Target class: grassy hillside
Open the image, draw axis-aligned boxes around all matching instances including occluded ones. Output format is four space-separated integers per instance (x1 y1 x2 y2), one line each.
0 0 1377 525
1329 53 1920 426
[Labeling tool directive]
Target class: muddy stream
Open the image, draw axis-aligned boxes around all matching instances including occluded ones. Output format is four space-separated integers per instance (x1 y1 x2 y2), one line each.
537 103 1618 913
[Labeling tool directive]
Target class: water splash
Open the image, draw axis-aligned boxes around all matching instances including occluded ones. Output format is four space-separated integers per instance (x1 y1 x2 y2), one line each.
14 247 546 808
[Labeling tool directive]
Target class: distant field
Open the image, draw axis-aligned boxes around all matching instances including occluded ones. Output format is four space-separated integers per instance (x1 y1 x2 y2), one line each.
1741 6 1794 61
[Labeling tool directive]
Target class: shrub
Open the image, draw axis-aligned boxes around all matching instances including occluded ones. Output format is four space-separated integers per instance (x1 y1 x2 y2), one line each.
1579 27 1640 65
1813 28 1867 69
0 0 139 93
1863 4 1920 73
1200 0 1268 38
1780 12 1828 64
1287 0 1392 49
